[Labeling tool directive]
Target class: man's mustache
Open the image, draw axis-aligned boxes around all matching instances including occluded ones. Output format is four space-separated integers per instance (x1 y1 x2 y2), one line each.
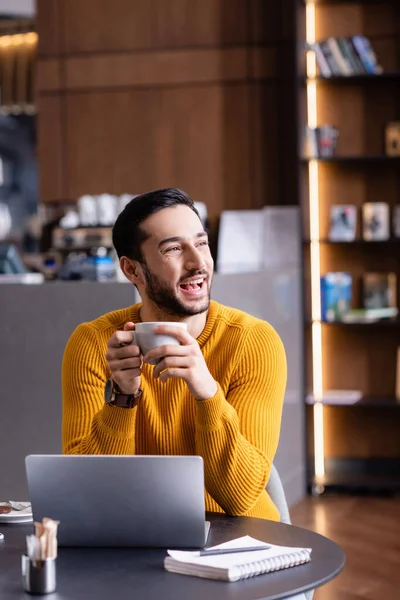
178 270 208 284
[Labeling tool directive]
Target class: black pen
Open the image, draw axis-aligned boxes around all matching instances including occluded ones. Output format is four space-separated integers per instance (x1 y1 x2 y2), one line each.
197 545 271 557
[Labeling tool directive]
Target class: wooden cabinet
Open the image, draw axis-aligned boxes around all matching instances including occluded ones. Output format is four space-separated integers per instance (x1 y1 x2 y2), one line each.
299 0 400 493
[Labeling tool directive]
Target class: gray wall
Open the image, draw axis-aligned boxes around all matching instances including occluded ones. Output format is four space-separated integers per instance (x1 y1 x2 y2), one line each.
0 271 305 506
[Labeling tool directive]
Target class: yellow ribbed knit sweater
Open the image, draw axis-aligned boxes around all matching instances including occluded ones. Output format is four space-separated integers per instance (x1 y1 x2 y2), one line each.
62 300 287 521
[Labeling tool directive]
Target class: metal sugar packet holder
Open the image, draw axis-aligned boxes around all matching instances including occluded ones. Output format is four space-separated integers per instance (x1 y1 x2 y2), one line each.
22 517 60 594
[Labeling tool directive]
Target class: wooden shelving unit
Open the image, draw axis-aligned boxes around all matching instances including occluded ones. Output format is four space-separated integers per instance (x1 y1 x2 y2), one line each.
299 0 400 494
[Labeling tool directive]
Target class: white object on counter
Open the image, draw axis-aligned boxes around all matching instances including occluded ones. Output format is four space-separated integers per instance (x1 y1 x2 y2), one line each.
59 209 80 229
77 195 98 226
0 273 44 284
97 194 118 226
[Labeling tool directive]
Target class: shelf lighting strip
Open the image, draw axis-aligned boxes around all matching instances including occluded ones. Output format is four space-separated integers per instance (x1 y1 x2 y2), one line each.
306 2 325 479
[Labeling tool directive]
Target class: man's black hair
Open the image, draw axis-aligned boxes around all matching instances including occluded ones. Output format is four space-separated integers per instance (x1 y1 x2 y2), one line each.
112 188 200 262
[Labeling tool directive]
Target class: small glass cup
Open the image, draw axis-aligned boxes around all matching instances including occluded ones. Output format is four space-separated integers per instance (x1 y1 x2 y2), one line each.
21 555 56 594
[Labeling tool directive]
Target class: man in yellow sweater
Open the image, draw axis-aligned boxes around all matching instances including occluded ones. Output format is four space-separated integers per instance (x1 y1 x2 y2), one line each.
62 188 287 521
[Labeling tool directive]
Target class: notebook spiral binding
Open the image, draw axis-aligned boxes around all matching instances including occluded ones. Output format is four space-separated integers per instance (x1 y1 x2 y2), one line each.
236 549 311 580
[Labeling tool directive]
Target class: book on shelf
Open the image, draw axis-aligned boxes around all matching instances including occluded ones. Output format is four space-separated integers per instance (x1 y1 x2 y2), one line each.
338 37 364 74
394 206 400 238
326 37 353 76
311 41 331 78
306 390 362 405
396 348 400 403
340 307 398 323
362 203 390 241
305 125 339 158
328 205 357 241
321 272 352 322
352 35 383 75
318 40 342 76
385 122 400 157
164 535 312 582
363 272 397 310
310 35 382 78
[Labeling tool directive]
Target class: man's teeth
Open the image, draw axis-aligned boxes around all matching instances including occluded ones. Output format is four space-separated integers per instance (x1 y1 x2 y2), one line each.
181 278 204 288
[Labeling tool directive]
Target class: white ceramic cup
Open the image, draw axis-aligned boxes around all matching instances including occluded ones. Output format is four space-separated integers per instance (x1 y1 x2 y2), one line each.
133 322 188 365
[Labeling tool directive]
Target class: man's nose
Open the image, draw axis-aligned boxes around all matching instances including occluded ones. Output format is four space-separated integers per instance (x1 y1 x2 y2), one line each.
184 246 206 271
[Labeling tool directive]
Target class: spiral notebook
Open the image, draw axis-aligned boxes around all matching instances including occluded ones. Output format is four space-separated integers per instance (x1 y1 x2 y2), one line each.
164 535 312 582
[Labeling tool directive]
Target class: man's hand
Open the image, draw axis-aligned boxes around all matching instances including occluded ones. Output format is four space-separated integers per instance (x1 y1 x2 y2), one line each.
105 322 142 395
143 324 218 401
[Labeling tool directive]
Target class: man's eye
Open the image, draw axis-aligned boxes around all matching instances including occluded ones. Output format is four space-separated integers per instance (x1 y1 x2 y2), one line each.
165 246 181 253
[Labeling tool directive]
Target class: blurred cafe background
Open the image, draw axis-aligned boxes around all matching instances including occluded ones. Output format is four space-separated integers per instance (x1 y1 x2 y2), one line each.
1 2 400 597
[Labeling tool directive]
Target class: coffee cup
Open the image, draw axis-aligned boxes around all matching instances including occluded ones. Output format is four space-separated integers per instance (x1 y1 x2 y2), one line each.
132 322 188 365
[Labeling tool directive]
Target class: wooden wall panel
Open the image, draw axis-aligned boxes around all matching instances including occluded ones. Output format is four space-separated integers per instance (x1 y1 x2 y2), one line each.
64 48 249 90
249 0 280 43
249 83 279 209
152 0 249 47
36 59 61 92
36 95 64 202
36 0 61 56
62 0 154 54
64 84 263 223
61 0 260 54
218 84 251 211
36 0 295 217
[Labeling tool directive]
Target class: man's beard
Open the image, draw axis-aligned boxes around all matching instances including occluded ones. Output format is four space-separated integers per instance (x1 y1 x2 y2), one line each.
141 262 211 317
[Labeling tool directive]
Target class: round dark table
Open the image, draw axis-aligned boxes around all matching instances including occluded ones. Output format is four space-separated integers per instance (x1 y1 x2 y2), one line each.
0 513 345 600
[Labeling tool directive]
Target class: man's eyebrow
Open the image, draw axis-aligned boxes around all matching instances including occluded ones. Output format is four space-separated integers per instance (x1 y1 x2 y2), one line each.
158 232 207 248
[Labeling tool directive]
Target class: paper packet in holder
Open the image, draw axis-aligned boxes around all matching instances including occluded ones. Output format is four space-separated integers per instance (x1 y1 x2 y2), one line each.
22 517 59 594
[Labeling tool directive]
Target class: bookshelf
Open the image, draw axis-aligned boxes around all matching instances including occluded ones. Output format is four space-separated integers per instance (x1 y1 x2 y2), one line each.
299 0 400 494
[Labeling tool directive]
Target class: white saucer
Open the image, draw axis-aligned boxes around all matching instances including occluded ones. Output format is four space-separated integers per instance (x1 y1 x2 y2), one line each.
0 502 33 524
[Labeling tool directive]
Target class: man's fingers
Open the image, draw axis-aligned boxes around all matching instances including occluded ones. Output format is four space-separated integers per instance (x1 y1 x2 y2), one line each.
153 356 190 379
107 331 135 349
108 356 143 372
158 368 185 383
123 321 136 331
143 344 192 364
105 344 141 361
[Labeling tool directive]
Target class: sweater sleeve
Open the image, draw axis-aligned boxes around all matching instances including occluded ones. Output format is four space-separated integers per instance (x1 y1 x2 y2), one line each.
194 322 287 516
62 323 138 454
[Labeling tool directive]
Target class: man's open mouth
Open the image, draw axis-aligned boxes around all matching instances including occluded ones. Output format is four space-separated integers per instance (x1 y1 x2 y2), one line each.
179 277 206 291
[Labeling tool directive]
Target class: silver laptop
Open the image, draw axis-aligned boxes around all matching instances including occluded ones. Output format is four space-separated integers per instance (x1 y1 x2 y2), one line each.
25 455 210 548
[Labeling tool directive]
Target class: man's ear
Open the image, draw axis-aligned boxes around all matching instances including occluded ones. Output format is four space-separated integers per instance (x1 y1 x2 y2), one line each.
119 257 145 285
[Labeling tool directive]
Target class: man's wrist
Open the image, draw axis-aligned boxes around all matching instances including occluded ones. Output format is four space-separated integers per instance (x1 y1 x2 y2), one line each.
104 378 142 408
194 381 218 402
